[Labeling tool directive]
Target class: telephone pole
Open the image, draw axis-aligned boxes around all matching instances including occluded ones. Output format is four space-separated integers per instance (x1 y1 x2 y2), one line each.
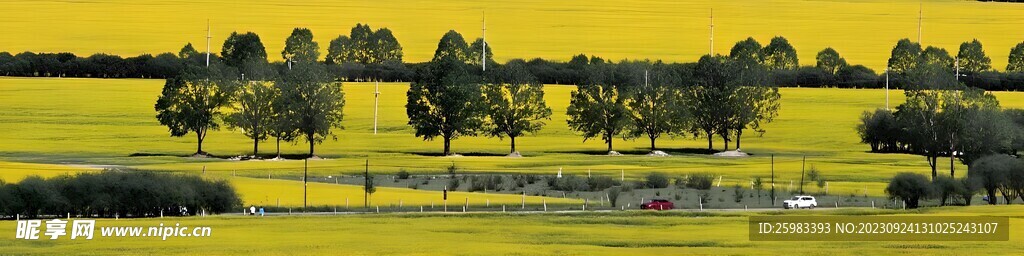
885 66 890 110
373 81 380 134
709 8 714 55
917 3 923 44
205 19 211 67
482 11 487 71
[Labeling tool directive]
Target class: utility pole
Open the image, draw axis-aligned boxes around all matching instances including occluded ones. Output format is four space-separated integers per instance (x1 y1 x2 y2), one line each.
799 156 806 195
303 158 308 211
374 81 380 134
771 154 775 204
482 11 487 72
955 56 961 82
709 8 714 55
206 19 211 67
364 159 369 208
885 66 890 110
921 3 929 44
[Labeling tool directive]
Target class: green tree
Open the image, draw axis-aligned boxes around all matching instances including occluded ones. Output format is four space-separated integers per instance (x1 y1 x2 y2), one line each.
371 28 403 64
567 64 628 153
969 154 1016 205
624 63 685 151
154 64 235 156
685 55 736 151
957 39 991 73
406 57 484 156
325 35 353 65
179 43 200 59
277 63 345 157
225 81 279 156
888 38 922 73
815 47 846 75
468 37 494 68
729 37 763 64
920 46 953 69
432 30 470 63
896 88 946 179
762 36 798 70
220 32 268 68
482 59 552 154
282 28 320 63
349 24 374 64
886 172 932 209
1008 42 1024 72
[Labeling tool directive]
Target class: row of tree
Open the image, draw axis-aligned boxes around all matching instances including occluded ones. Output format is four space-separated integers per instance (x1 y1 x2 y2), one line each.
887 154 1024 209
0 170 240 218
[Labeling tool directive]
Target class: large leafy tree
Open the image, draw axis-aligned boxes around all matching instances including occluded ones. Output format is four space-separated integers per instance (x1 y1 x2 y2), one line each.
325 35 353 65
815 47 846 75
277 63 345 157
567 64 628 153
762 36 798 70
432 30 471 63
624 62 685 151
154 64 235 156
887 38 922 73
282 28 320 63
729 37 764 64
482 59 551 154
349 23 374 64
406 57 484 156
685 55 737 151
370 28 403 64
468 38 495 68
1008 42 1024 72
220 32 267 68
920 46 953 69
225 80 279 157
957 39 991 73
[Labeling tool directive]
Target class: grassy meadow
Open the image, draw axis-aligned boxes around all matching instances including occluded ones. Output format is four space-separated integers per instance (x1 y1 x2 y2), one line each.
1 1 1023 72
2 206 1024 255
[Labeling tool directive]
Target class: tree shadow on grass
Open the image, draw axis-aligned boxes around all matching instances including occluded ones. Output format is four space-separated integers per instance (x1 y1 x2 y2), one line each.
129 152 316 160
401 151 511 157
556 147 721 156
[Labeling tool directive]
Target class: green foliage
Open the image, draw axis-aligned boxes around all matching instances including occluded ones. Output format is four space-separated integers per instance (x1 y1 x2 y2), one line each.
276 63 345 156
282 28 320 63
624 61 686 151
154 64 236 155
0 170 240 218
888 38 922 73
1008 42 1024 72
931 175 962 206
762 36 798 70
468 37 495 68
607 187 621 207
396 170 411 179
482 59 552 153
326 24 403 65
957 39 991 73
685 173 714 190
225 81 279 156
815 47 846 75
920 46 953 69
220 31 268 68
406 57 485 155
886 172 932 209
733 184 744 203
566 64 628 152
729 37 763 64
856 109 901 152
432 30 470 63
644 172 669 189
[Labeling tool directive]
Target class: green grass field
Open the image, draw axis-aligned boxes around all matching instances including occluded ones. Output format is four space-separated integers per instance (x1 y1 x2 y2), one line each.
2 206 1024 255
1 0 1023 71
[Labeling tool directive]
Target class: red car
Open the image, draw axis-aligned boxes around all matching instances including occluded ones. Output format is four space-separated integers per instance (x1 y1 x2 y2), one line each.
641 199 674 210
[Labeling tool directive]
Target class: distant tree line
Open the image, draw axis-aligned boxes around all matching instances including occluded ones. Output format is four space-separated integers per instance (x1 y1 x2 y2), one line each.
5 33 1024 91
0 170 240 218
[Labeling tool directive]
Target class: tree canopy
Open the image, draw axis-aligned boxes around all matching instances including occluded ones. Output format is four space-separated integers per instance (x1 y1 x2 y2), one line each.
282 28 320 63
276 63 345 157
406 57 484 155
481 59 551 154
220 31 268 68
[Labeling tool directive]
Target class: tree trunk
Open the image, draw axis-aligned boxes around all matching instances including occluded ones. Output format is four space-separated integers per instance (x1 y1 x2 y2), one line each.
253 138 260 157
950 151 955 178
607 138 613 153
706 131 713 151
196 131 205 155
649 136 656 151
735 129 743 149
987 189 998 205
275 137 282 158
510 136 516 153
308 135 315 158
443 136 451 156
723 137 729 151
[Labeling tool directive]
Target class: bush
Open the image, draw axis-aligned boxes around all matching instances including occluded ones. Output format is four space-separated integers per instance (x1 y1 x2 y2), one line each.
685 173 714 190
969 154 1020 205
733 185 744 203
396 170 411 179
886 172 932 209
447 178 461 191
552 175 590 192
0 170 240 218
608 187 621 207
931 175 963 206
587 176 620 191
644 173 670 189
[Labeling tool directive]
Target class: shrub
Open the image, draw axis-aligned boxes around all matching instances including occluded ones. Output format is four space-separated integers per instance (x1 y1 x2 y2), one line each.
645 173 670 189
552 175 590 192
447 178 461 191
587 176 620 191
886 172 932 209
969 154 1019 205
685 173 714 190
931 175 963 206
608 187 622 207
396 170 411 179
733 184 744 203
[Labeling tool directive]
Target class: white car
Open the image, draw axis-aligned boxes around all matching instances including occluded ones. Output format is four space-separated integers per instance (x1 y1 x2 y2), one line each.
782 196 817 209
